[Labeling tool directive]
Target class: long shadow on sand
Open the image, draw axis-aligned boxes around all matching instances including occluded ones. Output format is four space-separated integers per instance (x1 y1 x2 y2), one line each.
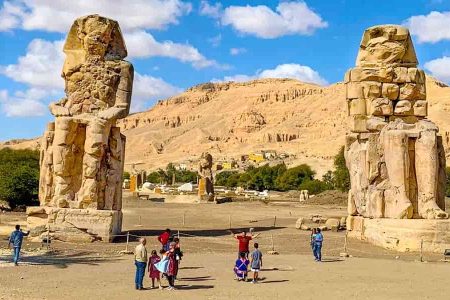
175 284 214 290
0 251 117 269
178 276 215 282
116 226 286 242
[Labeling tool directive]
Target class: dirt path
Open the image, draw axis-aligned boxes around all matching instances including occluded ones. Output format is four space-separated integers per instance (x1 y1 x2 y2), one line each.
1 193 450 299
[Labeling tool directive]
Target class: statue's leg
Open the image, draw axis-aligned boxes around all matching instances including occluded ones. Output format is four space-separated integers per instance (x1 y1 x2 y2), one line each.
52 117 77 207
78 120 110 209
382 130 413 219
415 130 448 219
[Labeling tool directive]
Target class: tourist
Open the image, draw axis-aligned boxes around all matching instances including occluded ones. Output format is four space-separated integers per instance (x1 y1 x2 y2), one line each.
232 230 260 258
173 237 183 267
234 252 250 281
313 228 324 262
250 243 263 283
8 225 29 266
148 250 162 289
310 228 317 258
165 242 178 290
134 238 147 290
158 228 171 251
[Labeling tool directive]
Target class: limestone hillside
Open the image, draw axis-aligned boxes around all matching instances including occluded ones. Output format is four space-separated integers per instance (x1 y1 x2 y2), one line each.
3 77 450 176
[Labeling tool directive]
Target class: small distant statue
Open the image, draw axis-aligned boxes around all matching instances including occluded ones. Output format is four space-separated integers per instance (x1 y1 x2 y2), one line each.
41 14 133 210
198 152 214 201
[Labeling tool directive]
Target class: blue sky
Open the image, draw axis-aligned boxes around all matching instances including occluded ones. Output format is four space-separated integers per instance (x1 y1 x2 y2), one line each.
2 0 450 141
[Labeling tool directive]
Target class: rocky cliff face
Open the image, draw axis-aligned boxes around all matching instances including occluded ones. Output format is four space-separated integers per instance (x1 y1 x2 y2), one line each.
3 77 450 176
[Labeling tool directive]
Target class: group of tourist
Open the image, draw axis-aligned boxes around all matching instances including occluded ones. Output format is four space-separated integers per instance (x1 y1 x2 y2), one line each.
134 228 183 291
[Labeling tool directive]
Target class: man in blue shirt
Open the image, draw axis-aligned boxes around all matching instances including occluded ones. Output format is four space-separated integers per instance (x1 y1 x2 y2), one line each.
8 225 29 266
313 228 323 262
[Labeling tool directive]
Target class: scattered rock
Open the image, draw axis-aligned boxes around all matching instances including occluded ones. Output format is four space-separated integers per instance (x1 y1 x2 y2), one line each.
325 218 340 230
295 218 304 229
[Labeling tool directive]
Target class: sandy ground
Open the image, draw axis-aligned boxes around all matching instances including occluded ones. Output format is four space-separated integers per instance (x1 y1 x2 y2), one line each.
1 192 450 300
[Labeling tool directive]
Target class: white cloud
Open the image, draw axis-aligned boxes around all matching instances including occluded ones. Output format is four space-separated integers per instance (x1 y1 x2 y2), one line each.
208 34 222 47
404 11 450 43
212 63 328 86
131 73 182 112
230 47 247 55
125 30 218 68
221 1 327 39
0 0 192 32
424 56 450 82
0 88 53 117
0 39 65 89
199 1 222 19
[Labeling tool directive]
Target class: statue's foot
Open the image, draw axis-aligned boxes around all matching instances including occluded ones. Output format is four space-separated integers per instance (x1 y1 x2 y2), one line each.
396 201 414 219
422 207 449 219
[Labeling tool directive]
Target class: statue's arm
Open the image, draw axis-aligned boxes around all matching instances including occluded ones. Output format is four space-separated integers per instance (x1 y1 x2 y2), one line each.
98 61 134 120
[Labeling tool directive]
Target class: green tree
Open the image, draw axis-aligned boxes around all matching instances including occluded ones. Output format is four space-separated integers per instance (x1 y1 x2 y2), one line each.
275 164 315 191
0 148 40 208
147 171 163 184
333 146 350 192
123 171 130 180
299 179 332 195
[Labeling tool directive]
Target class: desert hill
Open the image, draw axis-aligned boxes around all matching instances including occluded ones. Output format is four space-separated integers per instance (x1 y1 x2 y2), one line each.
3 76 450 176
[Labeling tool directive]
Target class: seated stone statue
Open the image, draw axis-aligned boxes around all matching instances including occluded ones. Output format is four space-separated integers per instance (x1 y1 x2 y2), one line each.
41 15 133 210
345 25 447 220
198 152 215 200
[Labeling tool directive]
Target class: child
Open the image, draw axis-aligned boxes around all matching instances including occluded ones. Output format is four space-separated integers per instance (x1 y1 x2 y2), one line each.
314 228 323 262
234 252 249 281
148 250 162 289
250 243 263 283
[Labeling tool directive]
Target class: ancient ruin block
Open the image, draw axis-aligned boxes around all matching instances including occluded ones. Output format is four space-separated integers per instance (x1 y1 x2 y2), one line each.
407 68 425 84
348 98 366 116
381 83 400 100
368 98 393 116
413 100 427 117
393 67 408 83
346 82 362 99
361 81 382 99
350 115 368 132
350 67 393 83
399 83 426 100
393 100 413 115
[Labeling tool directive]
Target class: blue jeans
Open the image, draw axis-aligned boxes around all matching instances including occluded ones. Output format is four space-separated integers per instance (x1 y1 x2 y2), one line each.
313 243 322 261
135 261 146 289
13 247 21 264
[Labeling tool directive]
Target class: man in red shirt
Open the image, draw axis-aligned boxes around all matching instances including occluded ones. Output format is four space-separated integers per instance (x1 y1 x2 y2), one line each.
157 228 171 251
233 230 260 258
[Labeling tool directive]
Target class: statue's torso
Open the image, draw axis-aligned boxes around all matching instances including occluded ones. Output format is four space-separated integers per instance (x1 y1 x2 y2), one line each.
64 60 122 115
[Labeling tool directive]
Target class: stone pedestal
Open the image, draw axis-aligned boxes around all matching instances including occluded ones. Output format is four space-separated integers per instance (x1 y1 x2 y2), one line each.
27 207 122 243
347 216 450 253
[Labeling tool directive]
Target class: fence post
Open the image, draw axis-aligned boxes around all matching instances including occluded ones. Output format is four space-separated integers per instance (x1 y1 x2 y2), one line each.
273 216 277 228
46 225 50 249
420 239 423 262
126 232 130 252
229 215 232 229
183 212 186 226
271 233 274 251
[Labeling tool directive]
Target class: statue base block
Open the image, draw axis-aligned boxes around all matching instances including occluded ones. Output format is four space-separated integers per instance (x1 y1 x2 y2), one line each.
347 216 450 253
26 207 122 243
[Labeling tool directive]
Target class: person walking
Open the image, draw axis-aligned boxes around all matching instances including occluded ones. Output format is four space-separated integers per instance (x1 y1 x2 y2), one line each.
8 225 29 266
165 242 178 290
232 230 260 258
250 243 263 283
158 229 171 251
134 238 148 290
313 228 323 262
